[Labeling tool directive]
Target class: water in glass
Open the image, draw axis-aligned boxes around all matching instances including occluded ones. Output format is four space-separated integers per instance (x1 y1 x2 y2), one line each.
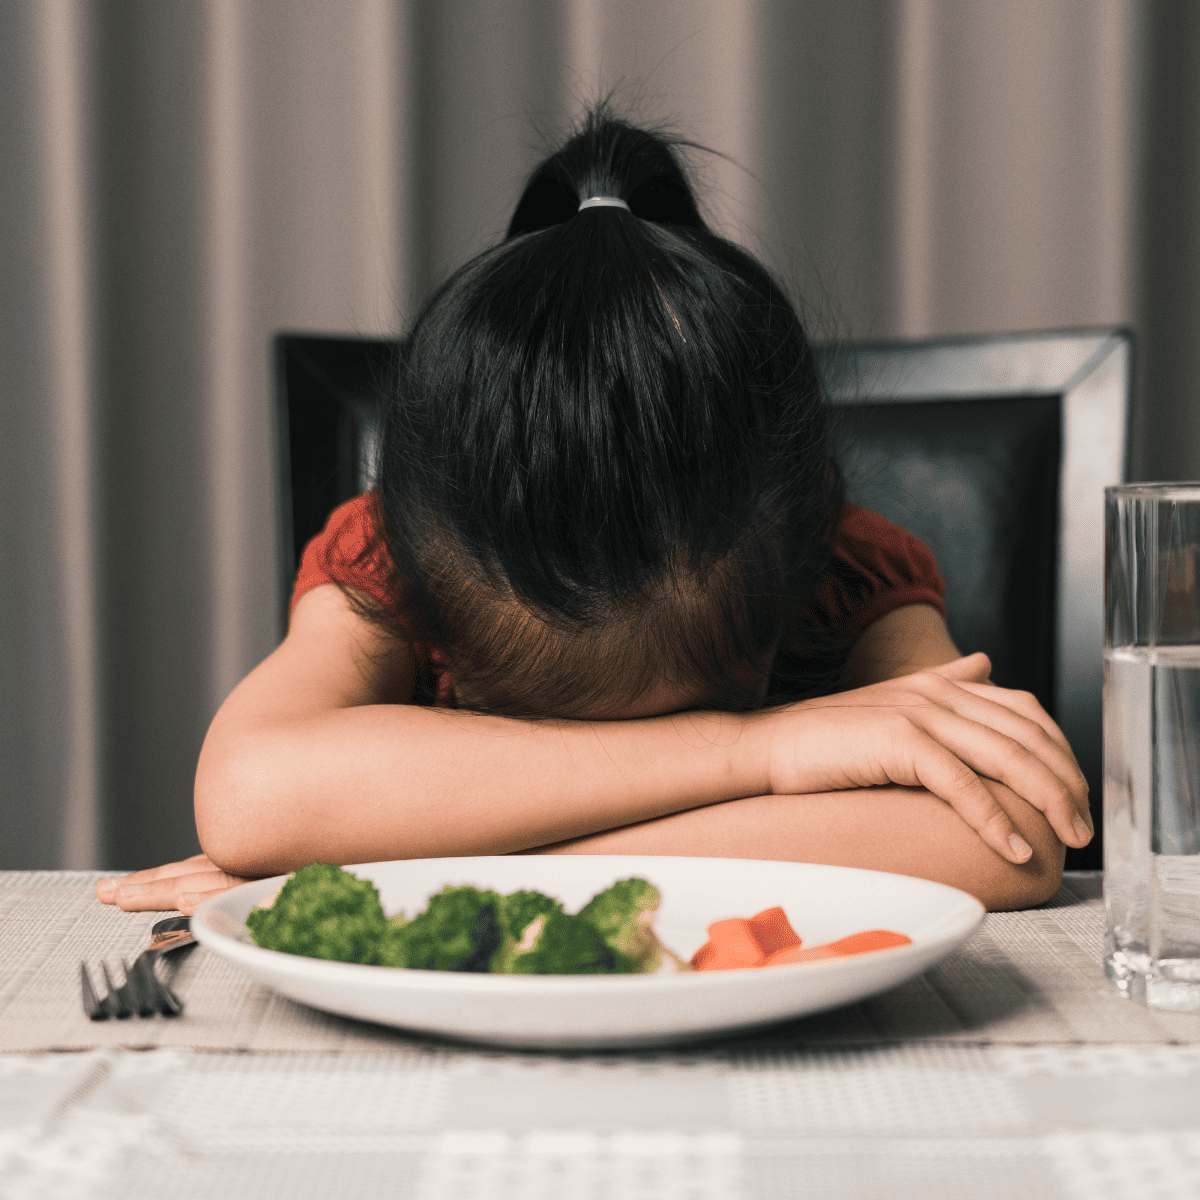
1104 644 1200 1011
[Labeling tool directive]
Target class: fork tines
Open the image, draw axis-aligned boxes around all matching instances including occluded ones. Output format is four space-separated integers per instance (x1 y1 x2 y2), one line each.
80 961 107 1019
81 955 183 1020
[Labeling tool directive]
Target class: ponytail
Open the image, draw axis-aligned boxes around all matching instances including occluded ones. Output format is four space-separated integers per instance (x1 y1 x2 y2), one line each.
506 110 704 235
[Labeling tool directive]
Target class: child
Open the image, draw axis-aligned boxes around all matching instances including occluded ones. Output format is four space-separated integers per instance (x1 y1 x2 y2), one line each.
97 110 1090 916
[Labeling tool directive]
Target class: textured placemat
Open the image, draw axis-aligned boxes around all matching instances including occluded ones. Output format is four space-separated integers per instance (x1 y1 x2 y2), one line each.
5 1045 1200 1199
1 871 1198 1055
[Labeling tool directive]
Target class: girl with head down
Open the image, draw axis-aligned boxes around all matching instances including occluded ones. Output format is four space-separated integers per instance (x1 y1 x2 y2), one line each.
98 110 1090 917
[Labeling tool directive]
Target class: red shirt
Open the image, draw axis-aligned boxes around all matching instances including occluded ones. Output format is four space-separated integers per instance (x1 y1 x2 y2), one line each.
292 492 946 704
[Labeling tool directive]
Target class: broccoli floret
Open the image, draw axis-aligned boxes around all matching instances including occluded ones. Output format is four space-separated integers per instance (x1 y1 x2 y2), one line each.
489 890 563 973
377 886 503 972
577 877 667 971
245 863 387 964
247 869 684 976
499 889 563 942
504 909 639 975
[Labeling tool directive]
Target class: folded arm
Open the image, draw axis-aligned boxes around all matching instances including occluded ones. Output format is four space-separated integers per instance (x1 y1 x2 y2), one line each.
535 781 1065 912
97 591 1084 914
190 585 772 872
538 603 1067 909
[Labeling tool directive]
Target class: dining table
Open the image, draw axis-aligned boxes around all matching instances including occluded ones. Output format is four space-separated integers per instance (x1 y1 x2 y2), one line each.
2 868 1199 1200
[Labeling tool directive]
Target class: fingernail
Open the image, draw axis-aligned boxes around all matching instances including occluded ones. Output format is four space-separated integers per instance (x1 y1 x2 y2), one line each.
96 879 115 898
181 893 204 906
1073 815 1092 844
117 884 144 898
1008 833 1033 861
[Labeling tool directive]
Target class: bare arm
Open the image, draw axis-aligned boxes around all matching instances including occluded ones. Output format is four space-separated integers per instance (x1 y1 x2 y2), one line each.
100 592 1085 913
534 781 1064 912
193 584 768 873
844 602 966 685
537 606 1066 911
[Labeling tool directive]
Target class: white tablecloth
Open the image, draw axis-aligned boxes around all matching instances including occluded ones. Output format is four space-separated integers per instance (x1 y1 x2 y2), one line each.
3 871 1200 1199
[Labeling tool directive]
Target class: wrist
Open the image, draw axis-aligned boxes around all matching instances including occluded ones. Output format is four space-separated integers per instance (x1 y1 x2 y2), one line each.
633 706 766 806
698 706 774 799
737 697 840 799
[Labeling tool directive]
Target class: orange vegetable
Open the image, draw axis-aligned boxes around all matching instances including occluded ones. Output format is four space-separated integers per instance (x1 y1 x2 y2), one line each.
690 918 769 970
691 908 911 971
747 906 802 956
765 929 912 966
691 907 802 970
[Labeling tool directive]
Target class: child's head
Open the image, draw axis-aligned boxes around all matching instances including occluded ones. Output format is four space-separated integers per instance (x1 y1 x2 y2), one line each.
377 108 842 719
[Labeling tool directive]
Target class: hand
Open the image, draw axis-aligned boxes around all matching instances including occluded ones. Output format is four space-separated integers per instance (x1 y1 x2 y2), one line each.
758 652 1091 864
95 854 254 915
937 652 993 685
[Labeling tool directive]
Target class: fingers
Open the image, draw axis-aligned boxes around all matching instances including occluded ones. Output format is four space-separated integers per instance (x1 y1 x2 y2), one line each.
894 730 1033 863
95 857 249 912
785 663 1091 865
951 681 1083 772
95 853 214 898
112 869 245 912
926 652 993 685
922 677 1090 823
174 887 236 916
906 697 1091 850
916 665 1084 781
927 677 1083 781
895 670 1089 815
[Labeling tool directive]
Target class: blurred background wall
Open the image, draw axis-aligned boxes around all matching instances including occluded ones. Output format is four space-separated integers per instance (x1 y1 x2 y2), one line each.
2 0 1197 870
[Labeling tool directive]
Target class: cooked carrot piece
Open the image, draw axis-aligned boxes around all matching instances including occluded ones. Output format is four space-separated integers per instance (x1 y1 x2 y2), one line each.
690 918 766 970
764 945 839 965
766 929 912 966
824 929 911 954
691 906 912 972
746 906 802 955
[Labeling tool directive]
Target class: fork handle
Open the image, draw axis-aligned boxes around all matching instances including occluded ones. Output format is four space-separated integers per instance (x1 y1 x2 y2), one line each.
148 915 195 953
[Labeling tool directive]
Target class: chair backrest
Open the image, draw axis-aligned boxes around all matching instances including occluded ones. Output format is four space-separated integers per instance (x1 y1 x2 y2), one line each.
276 328 1131 868
274 334 394 633
818 329 1132 867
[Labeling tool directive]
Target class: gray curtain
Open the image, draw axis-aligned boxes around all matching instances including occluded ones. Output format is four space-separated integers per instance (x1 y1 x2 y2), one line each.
3 0 1197 871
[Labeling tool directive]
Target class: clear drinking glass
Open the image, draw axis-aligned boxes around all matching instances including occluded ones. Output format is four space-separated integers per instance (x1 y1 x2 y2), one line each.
1105 484 1200 1011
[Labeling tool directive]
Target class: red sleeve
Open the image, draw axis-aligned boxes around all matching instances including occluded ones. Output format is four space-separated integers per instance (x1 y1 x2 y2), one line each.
799 504 946 645
290 491 401 617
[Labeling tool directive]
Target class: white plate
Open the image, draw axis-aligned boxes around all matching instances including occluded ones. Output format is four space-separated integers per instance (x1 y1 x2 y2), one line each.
193 856 984 1049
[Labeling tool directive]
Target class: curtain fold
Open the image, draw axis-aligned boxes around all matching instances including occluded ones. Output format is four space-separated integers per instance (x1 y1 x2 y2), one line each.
2 1 99 869
2 0 1196 869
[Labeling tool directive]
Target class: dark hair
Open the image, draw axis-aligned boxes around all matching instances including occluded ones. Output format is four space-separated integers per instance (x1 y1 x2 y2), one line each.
373 107 845 717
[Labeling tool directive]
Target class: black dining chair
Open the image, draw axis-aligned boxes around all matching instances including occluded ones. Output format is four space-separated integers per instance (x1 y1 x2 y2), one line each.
275 328 1132 868
273 333 396 632
820 329 1132 868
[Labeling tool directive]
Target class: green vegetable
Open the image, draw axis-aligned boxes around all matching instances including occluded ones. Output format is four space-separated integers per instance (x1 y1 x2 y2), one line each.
577 877 671 972
245 863 387 964
245 867 685 975
377 886 503 972
490 889 563 973
504 909 639 975
498 889 563 943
